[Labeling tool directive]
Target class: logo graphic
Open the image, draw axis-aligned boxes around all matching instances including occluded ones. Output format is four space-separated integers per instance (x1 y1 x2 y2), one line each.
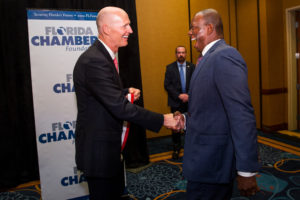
53 74 74 93
56 27 66 35
31 26 97 51
39 121 76 144
61 167 86 187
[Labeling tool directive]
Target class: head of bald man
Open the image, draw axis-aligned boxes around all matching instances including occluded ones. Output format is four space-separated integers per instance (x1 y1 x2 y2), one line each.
188 9 223 53
96 7 133 53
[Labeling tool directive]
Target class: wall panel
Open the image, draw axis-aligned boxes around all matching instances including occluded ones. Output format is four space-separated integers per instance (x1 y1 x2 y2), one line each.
236 0 261 128
136 0 190 137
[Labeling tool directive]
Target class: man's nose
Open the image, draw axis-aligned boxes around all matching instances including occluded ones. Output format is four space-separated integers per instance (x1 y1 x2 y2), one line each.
128 26 133 33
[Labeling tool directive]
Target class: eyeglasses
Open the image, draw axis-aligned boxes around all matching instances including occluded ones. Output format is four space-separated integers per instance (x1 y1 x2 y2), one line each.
189 25 200 31
189 23 209 31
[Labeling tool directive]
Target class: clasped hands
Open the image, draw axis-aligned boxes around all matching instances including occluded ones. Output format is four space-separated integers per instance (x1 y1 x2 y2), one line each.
163 111 185 131
127 88 184 131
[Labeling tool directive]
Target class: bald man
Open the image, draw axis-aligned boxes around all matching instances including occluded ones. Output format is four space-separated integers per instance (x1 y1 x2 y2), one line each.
73 7 178 199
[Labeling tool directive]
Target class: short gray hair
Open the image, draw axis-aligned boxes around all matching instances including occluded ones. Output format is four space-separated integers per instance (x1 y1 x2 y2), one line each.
196 9 224 38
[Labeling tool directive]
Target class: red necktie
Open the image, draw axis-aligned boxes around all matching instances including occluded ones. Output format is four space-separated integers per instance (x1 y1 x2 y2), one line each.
196 55 203 66
121 93 134 151
113 57 119 73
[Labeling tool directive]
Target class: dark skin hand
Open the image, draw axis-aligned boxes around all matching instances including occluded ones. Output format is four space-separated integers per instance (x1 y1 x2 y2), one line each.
237 175 259 196
173 111 185 133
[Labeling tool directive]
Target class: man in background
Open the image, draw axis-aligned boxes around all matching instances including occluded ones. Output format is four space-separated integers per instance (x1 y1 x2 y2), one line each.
73 6 179 200
164 46 195 160
176 9 259 199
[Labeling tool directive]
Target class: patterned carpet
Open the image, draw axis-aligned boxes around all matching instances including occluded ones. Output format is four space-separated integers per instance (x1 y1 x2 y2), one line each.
0 182 41 200
125 142 300 200
1 133 300 200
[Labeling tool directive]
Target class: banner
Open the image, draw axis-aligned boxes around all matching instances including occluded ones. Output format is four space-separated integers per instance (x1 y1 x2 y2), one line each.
27 9 98 200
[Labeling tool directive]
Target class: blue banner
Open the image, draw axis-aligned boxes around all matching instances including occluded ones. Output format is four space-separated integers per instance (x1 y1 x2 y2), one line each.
27 10 97 21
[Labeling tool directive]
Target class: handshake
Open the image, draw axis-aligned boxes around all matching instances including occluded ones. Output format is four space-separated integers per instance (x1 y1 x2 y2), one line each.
163 111 185 131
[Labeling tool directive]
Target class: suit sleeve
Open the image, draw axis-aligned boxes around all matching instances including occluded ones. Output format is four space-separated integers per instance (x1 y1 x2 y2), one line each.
84 57 163 132
213 49 259 172
164 66 180 101
122 88 129 96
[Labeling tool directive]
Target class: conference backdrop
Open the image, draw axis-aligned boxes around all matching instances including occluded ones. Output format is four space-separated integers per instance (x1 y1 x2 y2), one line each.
27 9 98 200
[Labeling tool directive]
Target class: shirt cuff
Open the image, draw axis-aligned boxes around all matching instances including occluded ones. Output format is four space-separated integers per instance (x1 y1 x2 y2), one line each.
183 114 186 130
237 171 258 177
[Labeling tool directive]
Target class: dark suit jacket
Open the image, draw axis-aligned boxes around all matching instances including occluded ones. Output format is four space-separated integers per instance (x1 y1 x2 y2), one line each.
183 39 259 183
164 61 195 108
73 40 163 178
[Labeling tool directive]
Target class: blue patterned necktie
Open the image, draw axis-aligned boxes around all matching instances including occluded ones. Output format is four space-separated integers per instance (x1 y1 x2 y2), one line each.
179 64 186 93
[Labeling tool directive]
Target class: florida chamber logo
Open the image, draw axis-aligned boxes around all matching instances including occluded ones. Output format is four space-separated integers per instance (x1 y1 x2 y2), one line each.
53 74 74 93
39 121 76 144
61 167 86 187
31 26 97 51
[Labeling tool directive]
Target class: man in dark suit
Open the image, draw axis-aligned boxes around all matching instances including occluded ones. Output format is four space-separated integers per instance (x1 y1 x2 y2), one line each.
164 46 195 159
73 7 178 200
176 9 260 199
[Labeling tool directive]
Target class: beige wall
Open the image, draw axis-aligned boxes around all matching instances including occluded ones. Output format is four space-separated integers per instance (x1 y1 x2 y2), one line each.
283 0 300 9
136 0 190 137
260 0 287 129
235 0 261 128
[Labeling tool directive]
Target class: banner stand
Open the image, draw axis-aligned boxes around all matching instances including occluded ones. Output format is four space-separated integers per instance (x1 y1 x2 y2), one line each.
27 9 98 200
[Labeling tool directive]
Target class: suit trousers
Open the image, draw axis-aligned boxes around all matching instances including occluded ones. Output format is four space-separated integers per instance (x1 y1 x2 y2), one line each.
171 103 187 151
186 180 233 200
86 160 125 200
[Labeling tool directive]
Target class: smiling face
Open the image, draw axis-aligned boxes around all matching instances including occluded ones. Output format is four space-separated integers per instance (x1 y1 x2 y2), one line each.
188 15 208 53
97 7 133 53
108 12 133 49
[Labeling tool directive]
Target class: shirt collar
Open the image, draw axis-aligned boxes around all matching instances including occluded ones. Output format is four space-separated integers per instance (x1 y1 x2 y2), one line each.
201 39 221 56
98 38 116 60
177 61 186 67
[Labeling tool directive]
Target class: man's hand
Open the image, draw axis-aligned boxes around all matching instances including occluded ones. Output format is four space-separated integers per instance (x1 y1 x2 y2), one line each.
163 113 180 130
178 94 189 103
128 87 140 102
174 111 185 131
237 175 259 196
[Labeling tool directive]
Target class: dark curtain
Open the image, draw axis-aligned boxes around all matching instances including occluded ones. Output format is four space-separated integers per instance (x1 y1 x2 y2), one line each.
0 0 147 189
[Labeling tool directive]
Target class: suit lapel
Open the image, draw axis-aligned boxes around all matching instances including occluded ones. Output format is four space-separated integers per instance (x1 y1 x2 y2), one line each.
186 62 191 90
94 40 123 87
189 39 226 93
95 40 115 67
173 62 182 90
174 62 180 78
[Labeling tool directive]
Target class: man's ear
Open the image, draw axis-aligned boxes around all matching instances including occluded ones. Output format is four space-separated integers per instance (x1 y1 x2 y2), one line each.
102 24 110 35
207 23 214 35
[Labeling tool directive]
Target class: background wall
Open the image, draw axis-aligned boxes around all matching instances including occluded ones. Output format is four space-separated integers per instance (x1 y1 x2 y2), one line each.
136 0 191 137
234 0 261 130
259 0 286 132
284 0 300 9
